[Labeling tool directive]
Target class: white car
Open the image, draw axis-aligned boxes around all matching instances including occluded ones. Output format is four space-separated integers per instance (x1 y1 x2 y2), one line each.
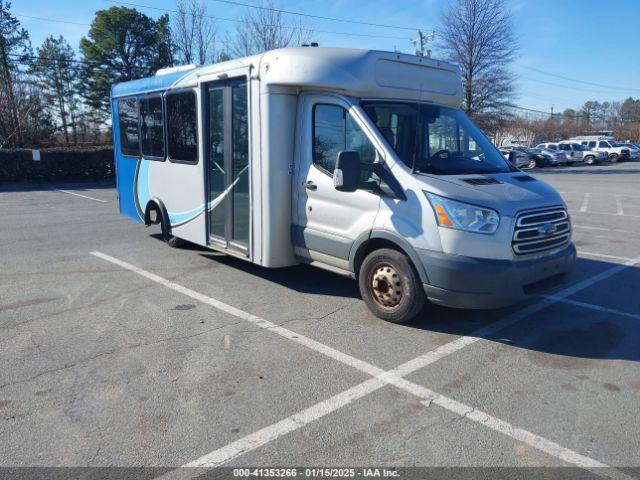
557 142 606 165
535 143 572 165
557 142 585 164
536 142 582 166
580 139 633 162
576 145 607 164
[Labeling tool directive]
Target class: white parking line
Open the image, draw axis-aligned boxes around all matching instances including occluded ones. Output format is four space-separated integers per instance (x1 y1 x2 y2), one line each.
543 295 640 321
578 251 633 262
51 187 107 203
615 195 625 216
573 224 636 235
92 251 640 479
572 209 640 219
579 193 591 213
561 191 640 200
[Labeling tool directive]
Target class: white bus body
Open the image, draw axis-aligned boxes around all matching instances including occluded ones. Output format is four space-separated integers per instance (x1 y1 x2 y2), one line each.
112 47 575 323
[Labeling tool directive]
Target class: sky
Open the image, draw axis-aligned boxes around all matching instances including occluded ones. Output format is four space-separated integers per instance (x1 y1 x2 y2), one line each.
12 0 640 113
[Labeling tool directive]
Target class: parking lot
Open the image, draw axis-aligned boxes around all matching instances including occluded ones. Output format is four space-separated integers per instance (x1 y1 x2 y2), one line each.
1 161 639 479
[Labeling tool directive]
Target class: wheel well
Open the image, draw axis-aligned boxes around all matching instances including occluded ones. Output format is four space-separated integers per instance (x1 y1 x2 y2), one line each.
354 238 407 278
144 201 161 226
144 199 172 241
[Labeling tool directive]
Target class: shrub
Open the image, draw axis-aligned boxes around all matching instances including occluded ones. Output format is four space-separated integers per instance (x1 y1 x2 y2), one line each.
0 147 114 183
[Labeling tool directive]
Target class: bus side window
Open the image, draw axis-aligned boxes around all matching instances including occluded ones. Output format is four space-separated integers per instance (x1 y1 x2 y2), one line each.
117 97 140 157
166 90 198 164
140 96 165 160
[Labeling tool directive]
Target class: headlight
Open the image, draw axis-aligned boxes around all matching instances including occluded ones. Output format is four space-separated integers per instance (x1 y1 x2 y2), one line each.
425 192 500 234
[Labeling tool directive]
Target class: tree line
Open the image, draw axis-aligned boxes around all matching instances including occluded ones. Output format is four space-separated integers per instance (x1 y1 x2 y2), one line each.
1 0 638 150
0 0 309 149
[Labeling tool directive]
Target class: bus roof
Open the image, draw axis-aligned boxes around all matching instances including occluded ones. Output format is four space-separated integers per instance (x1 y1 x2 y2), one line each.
111 47 462 107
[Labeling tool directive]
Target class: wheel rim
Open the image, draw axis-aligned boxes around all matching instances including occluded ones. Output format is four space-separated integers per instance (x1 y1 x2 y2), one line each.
528 160 536 169
370 264 403 309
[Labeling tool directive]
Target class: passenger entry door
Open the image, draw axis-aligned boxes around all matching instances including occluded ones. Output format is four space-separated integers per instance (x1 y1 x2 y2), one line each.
205 79 250 255
293 97 382 270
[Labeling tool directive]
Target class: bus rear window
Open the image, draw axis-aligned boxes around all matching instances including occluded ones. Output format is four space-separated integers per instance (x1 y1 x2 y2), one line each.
140 96 165 159
166 90 198 163
117 98 139 157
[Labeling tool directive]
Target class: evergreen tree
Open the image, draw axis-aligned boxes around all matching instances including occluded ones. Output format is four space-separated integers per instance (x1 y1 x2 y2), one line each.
31 36 79 146
79 7 173 112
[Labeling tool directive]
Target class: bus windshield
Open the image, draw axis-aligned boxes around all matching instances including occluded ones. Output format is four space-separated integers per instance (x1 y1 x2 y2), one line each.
361 102 514 175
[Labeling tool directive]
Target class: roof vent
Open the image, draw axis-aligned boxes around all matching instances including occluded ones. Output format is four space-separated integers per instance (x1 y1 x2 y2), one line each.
462 177 502 185
513 175 536 182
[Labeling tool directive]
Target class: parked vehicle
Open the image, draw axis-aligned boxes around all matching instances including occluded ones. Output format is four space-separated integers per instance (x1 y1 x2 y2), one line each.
111 47 575 323
571 132 614 142
499 148 531 169
578 139 631 162
618 143 640 160
573 144 607 164
558 142 586 164
536 143 578 165
533 144 568 166
512 146 551 168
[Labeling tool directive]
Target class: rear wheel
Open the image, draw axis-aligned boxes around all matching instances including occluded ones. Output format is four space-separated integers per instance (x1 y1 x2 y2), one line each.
527 159 537 169
609 153 619 163
584 155 595 165
358 248 425 323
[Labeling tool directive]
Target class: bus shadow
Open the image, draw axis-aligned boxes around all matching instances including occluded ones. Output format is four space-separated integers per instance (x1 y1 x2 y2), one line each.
198 251 640 364
199 252 362 299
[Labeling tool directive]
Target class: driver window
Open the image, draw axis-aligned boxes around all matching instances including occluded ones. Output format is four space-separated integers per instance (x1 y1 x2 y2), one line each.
426 114 460 158
313 103 380 179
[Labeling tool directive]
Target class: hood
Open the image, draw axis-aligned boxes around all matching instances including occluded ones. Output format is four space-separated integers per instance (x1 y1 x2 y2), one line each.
415 172 565 217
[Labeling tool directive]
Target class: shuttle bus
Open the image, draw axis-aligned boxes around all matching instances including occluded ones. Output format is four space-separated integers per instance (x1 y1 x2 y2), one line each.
111 47 576 323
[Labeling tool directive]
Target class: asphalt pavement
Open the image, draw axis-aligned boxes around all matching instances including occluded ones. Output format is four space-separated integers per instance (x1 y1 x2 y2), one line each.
1 162 639 479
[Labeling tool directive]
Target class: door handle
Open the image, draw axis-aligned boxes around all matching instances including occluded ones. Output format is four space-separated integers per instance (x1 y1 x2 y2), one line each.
304 181 317 191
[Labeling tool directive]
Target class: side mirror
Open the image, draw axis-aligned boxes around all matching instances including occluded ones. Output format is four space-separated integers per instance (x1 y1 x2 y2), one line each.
333 151 360 192
508 151 516 164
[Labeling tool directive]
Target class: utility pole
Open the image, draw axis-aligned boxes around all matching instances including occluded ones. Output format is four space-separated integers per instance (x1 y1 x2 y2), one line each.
412 30 436 57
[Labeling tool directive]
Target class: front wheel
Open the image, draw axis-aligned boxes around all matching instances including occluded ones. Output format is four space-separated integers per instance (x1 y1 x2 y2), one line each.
358 248 425 323
609 153 619 163
527 159 537 169
584 155 595 165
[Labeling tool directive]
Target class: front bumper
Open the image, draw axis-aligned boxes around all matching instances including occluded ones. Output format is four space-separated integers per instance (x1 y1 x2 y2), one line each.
418 244 577 310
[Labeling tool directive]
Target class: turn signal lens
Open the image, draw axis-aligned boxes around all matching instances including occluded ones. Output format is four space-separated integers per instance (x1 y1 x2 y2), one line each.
434 204 453 227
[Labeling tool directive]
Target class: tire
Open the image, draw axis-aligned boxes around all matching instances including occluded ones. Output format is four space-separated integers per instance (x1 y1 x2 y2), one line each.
166 235 185 248
609 153 619 163
527 159 537 169
159 214 185 248
358 248 425 323
584 155 595 165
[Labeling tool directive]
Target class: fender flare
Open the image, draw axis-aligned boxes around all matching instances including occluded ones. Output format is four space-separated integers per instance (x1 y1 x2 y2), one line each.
144 198 172 241
348 230 429 284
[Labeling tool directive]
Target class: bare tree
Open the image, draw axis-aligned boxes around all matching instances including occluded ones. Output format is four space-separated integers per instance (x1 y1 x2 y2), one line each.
228 0 311 58
437 0 518 131
172 0 217 65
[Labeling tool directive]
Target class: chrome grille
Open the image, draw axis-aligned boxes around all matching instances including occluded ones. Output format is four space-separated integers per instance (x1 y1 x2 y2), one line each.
512 207 571 255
